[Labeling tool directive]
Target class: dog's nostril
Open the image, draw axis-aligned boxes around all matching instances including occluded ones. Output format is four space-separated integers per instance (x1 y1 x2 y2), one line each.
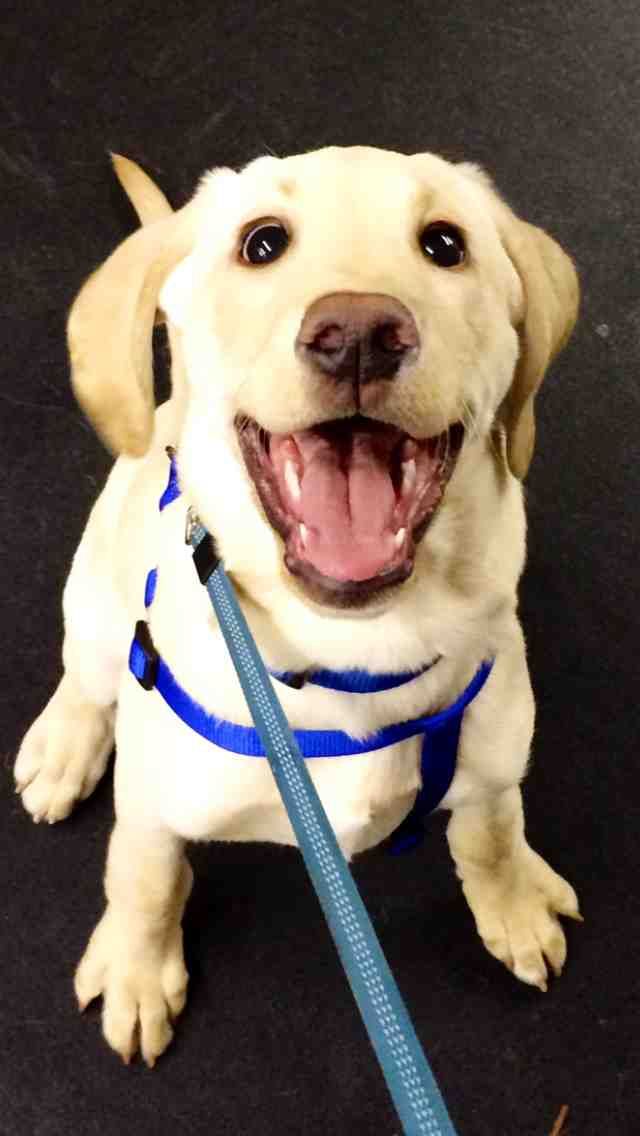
311 323 345 354
373 322 408 354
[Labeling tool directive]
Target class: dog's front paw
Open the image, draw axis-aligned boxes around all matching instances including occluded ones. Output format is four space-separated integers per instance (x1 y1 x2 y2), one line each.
14 676 114 822
463 847 582 991
75 909 189 1067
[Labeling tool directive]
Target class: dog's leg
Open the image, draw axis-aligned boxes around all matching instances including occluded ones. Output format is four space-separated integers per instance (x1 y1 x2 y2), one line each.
447 786 582 990
444 629 581 990
15 508 128 822
75 819 192 1066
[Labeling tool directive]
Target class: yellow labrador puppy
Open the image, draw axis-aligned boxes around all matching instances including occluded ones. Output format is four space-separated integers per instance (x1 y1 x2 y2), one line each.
14 146 581 1067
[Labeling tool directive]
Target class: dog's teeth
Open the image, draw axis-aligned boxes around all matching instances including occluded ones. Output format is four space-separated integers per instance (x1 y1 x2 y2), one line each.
401 459 416 494
284 460 301 502
394 527 406 549
299 523 308 547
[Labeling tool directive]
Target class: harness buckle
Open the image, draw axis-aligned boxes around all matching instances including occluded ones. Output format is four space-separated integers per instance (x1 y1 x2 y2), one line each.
129 620 159 691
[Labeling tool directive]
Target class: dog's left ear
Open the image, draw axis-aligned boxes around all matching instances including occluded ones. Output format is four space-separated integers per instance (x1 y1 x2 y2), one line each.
459 164 579 478
497 213 579 478
67 197 199 457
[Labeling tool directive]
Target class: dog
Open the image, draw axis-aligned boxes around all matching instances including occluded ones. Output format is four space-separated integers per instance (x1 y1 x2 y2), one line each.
14 146 581 1067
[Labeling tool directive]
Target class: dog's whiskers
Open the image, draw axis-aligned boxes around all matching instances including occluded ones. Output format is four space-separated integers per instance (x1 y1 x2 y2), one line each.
258 140 280 159
460 397 479 438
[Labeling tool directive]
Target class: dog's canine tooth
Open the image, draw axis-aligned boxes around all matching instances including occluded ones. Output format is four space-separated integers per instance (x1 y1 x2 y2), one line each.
284 459 301 502
401 459 416 495
299 523 308 546
394 527 406 549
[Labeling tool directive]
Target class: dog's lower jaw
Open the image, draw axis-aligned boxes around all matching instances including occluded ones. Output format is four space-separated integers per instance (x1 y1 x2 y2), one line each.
282 554 414 610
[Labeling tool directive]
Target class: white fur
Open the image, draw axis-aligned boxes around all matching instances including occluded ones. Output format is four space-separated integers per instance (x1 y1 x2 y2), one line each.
15 146 580 1066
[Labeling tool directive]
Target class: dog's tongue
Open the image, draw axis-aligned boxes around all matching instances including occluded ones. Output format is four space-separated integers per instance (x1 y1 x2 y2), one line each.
272 423 401 582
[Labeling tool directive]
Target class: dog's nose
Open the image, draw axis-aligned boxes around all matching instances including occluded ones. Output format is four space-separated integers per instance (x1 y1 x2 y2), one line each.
296 293 420 387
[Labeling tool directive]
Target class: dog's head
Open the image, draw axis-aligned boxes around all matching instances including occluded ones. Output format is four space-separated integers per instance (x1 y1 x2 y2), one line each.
68 147 578 609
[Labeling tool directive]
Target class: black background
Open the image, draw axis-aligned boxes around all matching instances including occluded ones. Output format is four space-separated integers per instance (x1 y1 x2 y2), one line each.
1 2 639 1133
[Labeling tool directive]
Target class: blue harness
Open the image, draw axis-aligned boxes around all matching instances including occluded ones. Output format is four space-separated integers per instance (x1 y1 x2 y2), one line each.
129 454 493 853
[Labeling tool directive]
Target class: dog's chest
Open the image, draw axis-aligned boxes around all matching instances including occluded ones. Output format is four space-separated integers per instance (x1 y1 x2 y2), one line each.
116 677 423 856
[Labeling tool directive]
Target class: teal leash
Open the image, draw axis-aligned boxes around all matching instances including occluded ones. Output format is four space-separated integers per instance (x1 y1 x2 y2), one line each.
187 513 459 1136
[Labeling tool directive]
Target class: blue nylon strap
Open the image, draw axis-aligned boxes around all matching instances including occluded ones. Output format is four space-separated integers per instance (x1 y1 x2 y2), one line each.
390 712 466 855
144 568 158 608
130 630 491 852
139 648 490 761
131 623 491 851
271 659 437 693
186 520 459 1136
158 458 181 511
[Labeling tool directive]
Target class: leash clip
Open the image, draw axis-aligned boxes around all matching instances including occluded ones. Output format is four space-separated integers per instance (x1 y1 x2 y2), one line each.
184 505 201 546
185 506 220 584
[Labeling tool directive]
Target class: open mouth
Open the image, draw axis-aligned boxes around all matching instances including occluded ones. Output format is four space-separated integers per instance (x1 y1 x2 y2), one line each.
237 414 464 604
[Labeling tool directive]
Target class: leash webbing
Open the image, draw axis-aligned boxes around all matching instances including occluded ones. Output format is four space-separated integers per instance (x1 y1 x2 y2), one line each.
187 518 459 1136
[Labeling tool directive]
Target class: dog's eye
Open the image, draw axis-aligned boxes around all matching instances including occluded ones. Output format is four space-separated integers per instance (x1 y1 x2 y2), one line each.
241 220 290 266
419 223 466 268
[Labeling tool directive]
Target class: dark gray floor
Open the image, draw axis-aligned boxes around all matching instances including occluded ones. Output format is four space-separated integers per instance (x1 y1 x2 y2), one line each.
2 2 639 1133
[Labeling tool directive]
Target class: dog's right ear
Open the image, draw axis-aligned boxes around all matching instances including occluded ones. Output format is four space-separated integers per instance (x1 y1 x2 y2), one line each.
67 184 199 457
110 153 173 226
